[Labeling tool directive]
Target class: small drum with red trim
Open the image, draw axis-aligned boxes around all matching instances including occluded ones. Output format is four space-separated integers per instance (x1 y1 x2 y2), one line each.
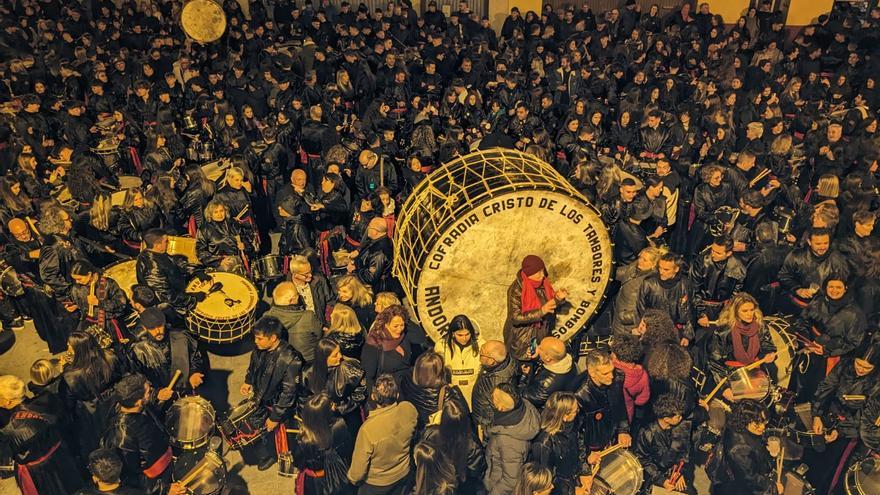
218 399 265 450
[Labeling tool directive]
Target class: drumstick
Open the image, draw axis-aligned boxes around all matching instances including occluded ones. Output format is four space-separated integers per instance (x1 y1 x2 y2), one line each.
749 167 772 189
235 205 249 221
776 447 785 485
87 277 98 318
167 370 182 390
596 442 625 458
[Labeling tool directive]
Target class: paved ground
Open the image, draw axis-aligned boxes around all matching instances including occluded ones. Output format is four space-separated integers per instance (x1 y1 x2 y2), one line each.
0 321 294 494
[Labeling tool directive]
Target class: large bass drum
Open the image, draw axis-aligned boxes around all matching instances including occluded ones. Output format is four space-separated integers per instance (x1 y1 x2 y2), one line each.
766 315 796 389
103 260 138 300
186 272 258 343
393 148 613 344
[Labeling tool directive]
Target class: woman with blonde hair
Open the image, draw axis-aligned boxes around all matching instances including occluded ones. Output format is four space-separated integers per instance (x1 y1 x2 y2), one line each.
335 275 375 329
512 462 554 495
529 392 582 494
374 291 401 314
710 293 777 401
196 200 248 272
327 304 365 359
116 187 160 252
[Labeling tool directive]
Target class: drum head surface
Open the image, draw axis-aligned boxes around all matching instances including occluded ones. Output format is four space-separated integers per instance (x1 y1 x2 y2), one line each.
592 450 643 495
728 367 770 401
103 260 138 299
181 0 227 43
173 450 225 495
767 316 794 388
168 397 215 446
187 272 258 319
395 149 613 344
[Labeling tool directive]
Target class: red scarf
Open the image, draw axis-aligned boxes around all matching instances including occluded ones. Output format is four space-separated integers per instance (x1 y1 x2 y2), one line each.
731 320 760 365
520 271 555 314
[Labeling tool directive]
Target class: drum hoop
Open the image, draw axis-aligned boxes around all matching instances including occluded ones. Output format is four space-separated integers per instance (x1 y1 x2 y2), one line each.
392 148 604 303
188 272 258 319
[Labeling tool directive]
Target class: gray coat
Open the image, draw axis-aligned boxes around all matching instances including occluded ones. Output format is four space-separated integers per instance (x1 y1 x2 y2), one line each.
484 400 540 495
611 261 654 336
264 304 322 363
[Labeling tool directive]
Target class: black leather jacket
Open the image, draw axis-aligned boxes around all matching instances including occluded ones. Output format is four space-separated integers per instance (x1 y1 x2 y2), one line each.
503 274 554 361
135 250 196 312
472 355 519 430
635 419 694 488
795 292 866 358
196 218 244 267
529 418 585 488
245 342 305 423
778 247 849 296
573 371 629 449
329 330 365 360
636 273 695 341
400 375 470 432
519 360 579 409
710 429 775 494
302 358 367 416
639 124 671 156
353 236 395 295
102 407 170 488
275 185 314 255
257 142 288 180
813 360 879 438
38 234 87 300
689 252 746 317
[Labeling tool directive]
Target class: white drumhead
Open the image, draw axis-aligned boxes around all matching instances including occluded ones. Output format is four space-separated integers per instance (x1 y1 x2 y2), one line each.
187 272 257 320
103 260 138 299
413 188 612 343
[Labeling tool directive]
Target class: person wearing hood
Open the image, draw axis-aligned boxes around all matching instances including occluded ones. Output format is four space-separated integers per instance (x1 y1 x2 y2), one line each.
807 337 880 494
503 255 569 362
484 383 540 495
518 337 578 410
790 274 866 403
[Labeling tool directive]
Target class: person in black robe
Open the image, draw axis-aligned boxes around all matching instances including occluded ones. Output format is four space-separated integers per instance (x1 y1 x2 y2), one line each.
635 394 695 494
102 374 173 495
238 316 305 470
0 374 84 495
69 260 132 343
128 308 207 403
136 229 204 316
708 400 782 495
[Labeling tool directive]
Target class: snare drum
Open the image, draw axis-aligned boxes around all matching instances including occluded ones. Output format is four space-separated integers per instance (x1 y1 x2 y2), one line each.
727 366 772 402
103 260 138 300
111 176 143 206
186 272 258 343
253 255 283 282
168 236 199 264
167 396 215 450
173 450 226 495
590 450 643 495
218 400 266 449
846 457 880 495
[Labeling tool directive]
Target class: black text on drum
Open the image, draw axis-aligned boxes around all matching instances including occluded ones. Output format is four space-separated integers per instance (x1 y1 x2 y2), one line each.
421 286 449 334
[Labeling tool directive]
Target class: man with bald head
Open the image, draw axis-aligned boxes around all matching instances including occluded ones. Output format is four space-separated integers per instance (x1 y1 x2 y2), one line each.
275 168 315 256
264 280 322 363
354 148 398 200
348 216 397 295
5 218 41 278
472 340 518 434
519 336 578 408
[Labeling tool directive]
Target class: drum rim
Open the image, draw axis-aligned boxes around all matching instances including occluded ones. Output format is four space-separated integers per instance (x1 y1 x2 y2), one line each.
595 449 644 495
180 0 227 43
187 271 258 319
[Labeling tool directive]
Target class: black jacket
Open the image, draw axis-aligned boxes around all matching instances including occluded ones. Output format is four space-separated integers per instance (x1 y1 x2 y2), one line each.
329 330 366 360
246 342 304 423
612 221 649 265
400 376 471 432
275 184 314 255
529 419 585 490
102 407 170 489
354 236 395 295
778 247 849 297
636 273 695 341
519 359 579 409
196 218 244 267
302 357 367 417
360 329 424 388
130 330 206 394
38 234 87 301
709 429 775 495
812 359 879 438
635 419 694 488
573 371 629 449
689 252 746 317
795 293 866 358
135 250 196 313
472 355 518 430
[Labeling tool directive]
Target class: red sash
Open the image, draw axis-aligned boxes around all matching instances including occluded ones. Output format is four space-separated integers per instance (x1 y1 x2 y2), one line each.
143 447 172 479
296 468 326 494
16 441 61 495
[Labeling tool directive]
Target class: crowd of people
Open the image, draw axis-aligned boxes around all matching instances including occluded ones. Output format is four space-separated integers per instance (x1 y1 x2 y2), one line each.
1 0 880 494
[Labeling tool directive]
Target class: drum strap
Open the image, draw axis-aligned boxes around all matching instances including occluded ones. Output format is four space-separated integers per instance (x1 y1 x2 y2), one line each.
169 331 191 388
16 441 60 495
828 438 858 494
275 423 288 456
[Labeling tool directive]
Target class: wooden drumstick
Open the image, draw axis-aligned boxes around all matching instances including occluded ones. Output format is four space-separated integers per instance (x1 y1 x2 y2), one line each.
776 447 785 485
596 442 625 458
167 370 182 390
87 277 98 318
702 359 765 404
